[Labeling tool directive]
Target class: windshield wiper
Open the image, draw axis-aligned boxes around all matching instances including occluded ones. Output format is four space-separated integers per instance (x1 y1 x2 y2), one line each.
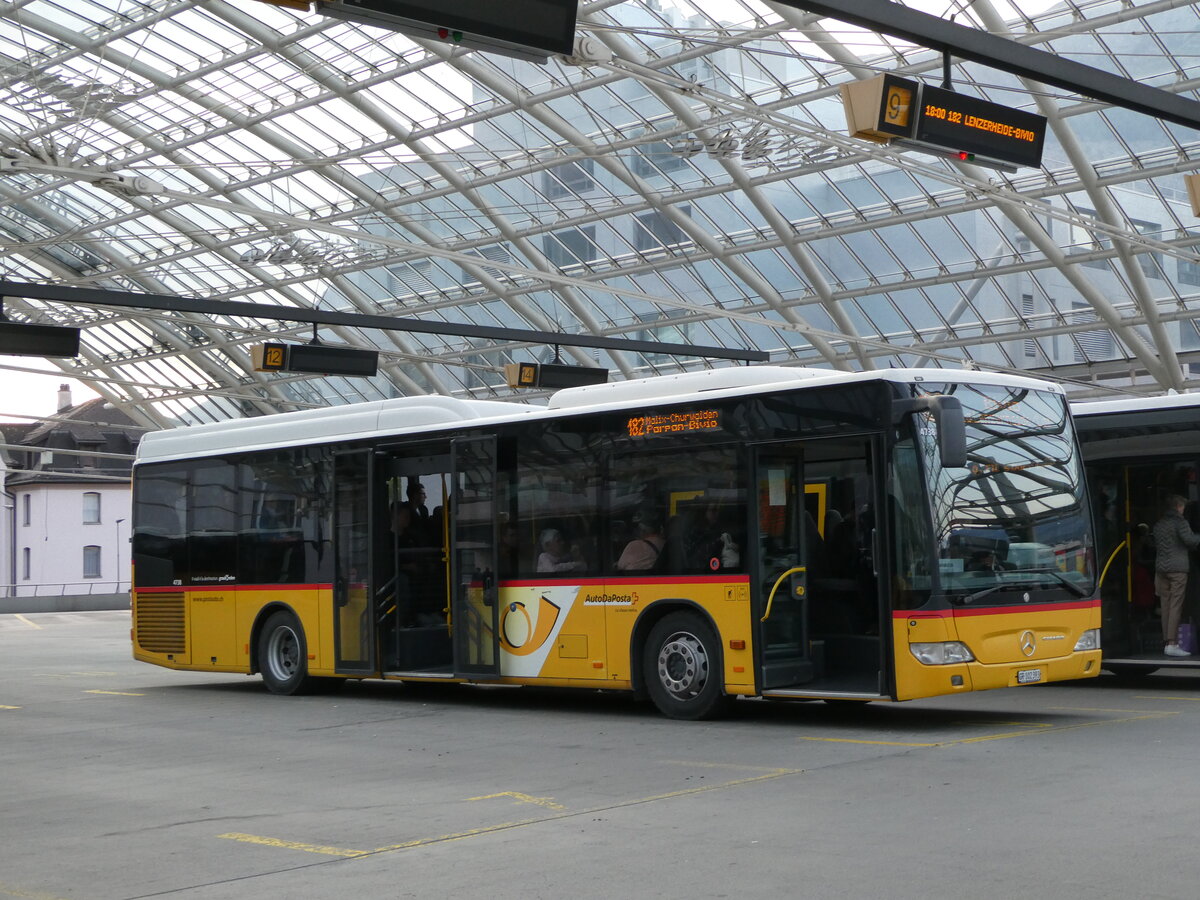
951 583 1009 605
950 570 1089 606
1020 569 1089 597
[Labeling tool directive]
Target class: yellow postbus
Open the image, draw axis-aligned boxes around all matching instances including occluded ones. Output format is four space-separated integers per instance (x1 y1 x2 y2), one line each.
131 366 1100 718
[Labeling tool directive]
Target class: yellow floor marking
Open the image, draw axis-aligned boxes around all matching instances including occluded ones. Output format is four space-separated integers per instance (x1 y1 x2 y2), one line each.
83 690 144 696
950 712 1176 743
0 706 20 710
374 821 528 852
663 760 799 773
1134 695 1200 702
800 737 941 747
14 615 41 630
226 767 806 860
468 791 566 810
376 769 805 852
1051 706 1173 713
801 710 1178 747
31 672 118 679
0 880 69 899
218 833 368 858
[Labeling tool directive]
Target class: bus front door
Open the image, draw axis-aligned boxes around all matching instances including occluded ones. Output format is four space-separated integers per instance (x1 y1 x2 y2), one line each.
754 446 815 689
450 436 500 677
756 438 884 696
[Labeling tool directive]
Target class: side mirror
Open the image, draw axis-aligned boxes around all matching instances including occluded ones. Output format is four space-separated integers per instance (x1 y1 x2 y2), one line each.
929 395 966 468
892 394 967 469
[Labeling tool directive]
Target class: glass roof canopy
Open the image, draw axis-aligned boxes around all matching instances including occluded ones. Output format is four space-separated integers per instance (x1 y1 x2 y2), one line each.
1 0 1198 428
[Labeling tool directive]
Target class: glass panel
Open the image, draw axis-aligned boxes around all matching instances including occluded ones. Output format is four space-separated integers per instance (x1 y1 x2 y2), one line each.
333 452 373 673
83 545 102 578
917 384 1095 604
757 449 811 689
132 464 188 588
239 449 331 586
806 441 878 637
378 453 454 672
604 445 745 576
188 461 238 585
891 437 933 610
453 437 498 675
514 430 601 579
83 492 101 525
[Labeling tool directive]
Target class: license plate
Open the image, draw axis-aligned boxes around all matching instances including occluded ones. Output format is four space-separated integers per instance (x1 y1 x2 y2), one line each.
1017 668 1042 684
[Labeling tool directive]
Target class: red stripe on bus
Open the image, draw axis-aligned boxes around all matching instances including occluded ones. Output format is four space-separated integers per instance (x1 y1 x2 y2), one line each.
501 575 751 588
891 598 1099 619
134 583 333 592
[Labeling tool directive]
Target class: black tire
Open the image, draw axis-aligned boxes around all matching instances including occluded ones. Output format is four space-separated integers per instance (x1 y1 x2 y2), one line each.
258 610 318 695
1104 663 1158 678
643 612 732 720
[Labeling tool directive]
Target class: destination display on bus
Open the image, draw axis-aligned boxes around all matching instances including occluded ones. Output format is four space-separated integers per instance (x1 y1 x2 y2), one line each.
627 408 720 438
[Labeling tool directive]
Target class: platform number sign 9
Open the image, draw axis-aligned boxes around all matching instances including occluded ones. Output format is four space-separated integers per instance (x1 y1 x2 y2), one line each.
884 82 914 130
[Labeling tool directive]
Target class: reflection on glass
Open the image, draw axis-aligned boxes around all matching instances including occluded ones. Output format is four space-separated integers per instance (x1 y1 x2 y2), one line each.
910 383 1094 604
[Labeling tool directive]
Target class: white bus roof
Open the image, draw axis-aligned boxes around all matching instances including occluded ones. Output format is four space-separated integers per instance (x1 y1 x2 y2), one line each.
136 366 1064 465
1072 393 1200 418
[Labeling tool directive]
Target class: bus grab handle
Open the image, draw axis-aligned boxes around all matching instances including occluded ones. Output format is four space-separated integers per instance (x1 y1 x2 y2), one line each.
761 566 808 623
1098 538 1128 589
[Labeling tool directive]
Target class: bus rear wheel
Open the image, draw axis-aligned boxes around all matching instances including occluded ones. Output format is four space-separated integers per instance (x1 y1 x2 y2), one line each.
259 611 317 695
643 612 732 720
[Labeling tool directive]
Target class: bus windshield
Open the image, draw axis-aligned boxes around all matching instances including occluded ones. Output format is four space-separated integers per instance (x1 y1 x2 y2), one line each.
915 383 1094 604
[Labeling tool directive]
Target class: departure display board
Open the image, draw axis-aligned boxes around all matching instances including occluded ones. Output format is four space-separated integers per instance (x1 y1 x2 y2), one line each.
915 85 1047 169
319 0 578 59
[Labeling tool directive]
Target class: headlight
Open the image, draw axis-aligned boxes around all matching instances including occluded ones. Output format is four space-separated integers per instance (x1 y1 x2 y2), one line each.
910 641 975 665
1073 628 1101 651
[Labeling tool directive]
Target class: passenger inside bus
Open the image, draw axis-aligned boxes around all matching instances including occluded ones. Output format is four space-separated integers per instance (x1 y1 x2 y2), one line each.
615 514 665 572
537 528 587 573
685 502 742 572
407 478 430 524
390 501 421 550
385 499 445 628
498 521 521 578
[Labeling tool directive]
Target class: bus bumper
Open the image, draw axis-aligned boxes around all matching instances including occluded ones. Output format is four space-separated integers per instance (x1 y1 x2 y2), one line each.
964 650 1102 692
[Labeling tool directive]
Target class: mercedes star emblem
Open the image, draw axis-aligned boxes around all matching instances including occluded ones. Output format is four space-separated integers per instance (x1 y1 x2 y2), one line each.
1020 630 1037 657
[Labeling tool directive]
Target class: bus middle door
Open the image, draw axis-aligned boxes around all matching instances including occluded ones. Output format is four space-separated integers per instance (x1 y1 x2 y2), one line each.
754 444 816 689
332 449 376 676
451 435 501 678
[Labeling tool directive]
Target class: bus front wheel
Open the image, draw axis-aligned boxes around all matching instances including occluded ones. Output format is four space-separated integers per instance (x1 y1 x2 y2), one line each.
643 612 732 720
259 611 317 695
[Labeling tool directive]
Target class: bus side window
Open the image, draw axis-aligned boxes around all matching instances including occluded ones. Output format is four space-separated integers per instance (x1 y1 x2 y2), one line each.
133 466 187 587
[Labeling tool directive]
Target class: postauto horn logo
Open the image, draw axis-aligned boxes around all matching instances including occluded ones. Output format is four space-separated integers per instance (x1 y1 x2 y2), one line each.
500 595 561 656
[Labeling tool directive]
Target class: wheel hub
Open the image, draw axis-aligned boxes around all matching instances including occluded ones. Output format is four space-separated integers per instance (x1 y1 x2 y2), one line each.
657 631 709 698
267 626 300 681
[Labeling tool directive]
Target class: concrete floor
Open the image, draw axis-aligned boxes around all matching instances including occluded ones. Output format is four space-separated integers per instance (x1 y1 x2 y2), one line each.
3 610 1198 900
